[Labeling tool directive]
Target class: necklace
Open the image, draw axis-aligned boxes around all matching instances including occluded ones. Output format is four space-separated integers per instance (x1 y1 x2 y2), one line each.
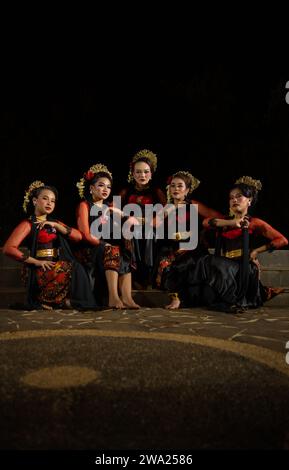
36 214 47 222
93 201 103 207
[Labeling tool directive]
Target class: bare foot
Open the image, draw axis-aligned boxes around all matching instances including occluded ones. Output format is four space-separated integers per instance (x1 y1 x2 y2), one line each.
64 299 72 309
108 298 125 309
41 303 53 310
122 298 141 309
165 298 180 310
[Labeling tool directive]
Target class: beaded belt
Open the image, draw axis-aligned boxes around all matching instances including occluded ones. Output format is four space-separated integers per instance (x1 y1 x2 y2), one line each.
224 249 243 258
36 248 59 258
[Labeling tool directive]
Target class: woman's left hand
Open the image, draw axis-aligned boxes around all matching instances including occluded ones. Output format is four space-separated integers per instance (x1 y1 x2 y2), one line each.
250 249 258 261
250 250 261 271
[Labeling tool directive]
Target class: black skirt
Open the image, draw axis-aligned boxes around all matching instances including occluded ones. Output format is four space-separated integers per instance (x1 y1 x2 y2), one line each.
182 254 266 311
161 247 209 306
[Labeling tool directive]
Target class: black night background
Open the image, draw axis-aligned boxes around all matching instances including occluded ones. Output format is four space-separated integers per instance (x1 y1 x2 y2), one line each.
1 64 289 462
1 69 288 245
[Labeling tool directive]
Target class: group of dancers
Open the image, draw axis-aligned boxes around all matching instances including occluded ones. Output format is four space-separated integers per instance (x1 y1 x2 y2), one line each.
3 149 288 313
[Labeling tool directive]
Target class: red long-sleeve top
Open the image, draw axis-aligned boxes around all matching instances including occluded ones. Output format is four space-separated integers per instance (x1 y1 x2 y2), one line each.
76 201 101 246
3 220 82 262
203 216 288 250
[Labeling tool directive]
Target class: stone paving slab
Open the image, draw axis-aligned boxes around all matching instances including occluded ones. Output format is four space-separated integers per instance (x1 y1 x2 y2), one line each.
1 306 289 353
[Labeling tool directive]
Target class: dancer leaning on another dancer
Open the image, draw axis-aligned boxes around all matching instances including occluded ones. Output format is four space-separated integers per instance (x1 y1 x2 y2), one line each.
190 176 288 313
3 181 97 310
75 163 140 309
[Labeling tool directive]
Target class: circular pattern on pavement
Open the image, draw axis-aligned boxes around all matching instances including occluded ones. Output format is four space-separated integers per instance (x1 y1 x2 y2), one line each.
21 365 100 389
1 331 289 449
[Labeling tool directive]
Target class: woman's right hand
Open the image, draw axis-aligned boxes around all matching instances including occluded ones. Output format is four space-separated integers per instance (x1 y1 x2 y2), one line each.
127 216 141 226
35 260 56 271
231 216 250 229
240 216 250 229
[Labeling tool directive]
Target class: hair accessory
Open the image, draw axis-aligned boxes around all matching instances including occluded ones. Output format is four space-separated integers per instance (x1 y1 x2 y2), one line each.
235 176 262 191
76 163 112 199
23 180 45 213
166 171 200 202
127 149 157 183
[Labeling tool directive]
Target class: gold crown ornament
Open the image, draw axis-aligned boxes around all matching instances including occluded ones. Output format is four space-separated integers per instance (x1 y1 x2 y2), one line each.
127 149 157 183
23 180 45 213
235 176 262 191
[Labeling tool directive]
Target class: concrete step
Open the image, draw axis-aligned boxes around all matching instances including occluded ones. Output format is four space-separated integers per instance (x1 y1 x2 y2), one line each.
0 287 288 309
0 247 28 267
260 268 289 288
133 289 169 308
0 288 26 308
0 267 23 288
258 250 289 267
133 288 289 308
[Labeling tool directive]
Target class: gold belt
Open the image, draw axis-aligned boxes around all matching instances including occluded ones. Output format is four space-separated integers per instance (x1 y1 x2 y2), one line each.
224 249 243 258
36 248 58 258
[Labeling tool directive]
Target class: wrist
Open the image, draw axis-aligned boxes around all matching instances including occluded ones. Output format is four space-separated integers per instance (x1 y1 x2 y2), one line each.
266 242 275 252
208 218 218 227
21 253 29 262
250 249 258 258
65 225 72 236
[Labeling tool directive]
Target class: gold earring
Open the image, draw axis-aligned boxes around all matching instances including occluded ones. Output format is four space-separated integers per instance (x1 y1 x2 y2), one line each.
229 208 234 217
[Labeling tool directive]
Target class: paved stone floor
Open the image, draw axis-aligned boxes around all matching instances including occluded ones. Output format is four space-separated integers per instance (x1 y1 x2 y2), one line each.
1 305 289 353
1 306 289 450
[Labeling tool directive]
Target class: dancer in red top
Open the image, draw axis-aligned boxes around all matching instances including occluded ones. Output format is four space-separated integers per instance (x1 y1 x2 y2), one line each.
3 181 96 310
193 176 288 312
154 170 222 309
76 163 140 309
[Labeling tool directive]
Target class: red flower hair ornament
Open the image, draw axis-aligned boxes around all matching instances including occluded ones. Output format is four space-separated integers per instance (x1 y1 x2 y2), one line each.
76 163 112 199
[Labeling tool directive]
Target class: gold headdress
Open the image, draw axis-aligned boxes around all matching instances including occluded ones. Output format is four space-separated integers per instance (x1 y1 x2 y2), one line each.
235 176 262 192
23 180 45 213
166 171 200 203
76 163 112 199
127 149 157 183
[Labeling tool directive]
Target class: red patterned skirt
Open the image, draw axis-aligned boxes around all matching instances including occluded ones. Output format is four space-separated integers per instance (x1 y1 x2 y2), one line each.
36 261 72 306
103 245 121 271
155 253 176 289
